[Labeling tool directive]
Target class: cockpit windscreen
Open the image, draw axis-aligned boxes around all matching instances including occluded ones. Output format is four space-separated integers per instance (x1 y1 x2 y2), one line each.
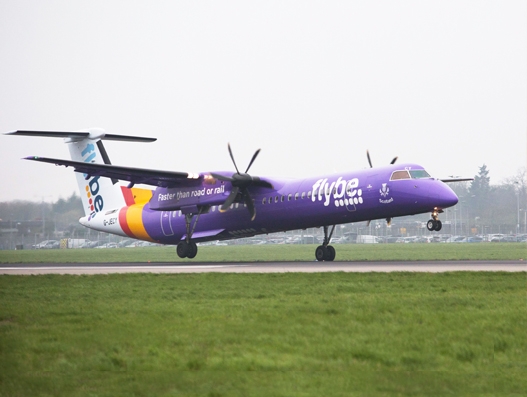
390 169 431 181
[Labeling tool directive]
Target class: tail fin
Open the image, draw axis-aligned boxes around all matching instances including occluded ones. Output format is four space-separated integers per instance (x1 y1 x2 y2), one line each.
6 128 156 219
67 130 127 219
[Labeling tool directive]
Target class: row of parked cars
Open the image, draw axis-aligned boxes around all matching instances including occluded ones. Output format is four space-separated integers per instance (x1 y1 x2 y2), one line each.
32 239 160 249
384 234 527 243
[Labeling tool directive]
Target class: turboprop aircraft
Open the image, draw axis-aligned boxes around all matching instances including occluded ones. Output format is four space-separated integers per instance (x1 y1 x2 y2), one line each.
6 129 472 261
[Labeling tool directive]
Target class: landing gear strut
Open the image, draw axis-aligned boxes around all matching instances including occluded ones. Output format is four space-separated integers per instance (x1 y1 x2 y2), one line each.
176 207 205 259
426 208 443 232
315 225 336 262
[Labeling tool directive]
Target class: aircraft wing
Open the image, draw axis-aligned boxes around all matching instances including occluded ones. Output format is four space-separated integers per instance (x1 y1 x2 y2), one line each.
440 177 474 183
24 156 200 188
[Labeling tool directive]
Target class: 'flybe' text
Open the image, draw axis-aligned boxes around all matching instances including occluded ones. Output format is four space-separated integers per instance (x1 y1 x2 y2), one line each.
311 177 363 207
81 143 104 220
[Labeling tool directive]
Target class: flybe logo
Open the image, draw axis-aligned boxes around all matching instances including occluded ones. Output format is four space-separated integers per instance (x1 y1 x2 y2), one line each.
81 143 104 220
311 177 364 208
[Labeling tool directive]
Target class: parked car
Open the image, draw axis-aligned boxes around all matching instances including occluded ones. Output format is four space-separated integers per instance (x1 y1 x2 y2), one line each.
95 242 118 249
33 240 60 249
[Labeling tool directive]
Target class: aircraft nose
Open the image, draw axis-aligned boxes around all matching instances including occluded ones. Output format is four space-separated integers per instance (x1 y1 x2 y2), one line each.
430 182 458 209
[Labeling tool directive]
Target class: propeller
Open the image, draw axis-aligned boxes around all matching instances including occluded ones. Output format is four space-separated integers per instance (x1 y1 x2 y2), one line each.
366 150 398 168
211 144 273 221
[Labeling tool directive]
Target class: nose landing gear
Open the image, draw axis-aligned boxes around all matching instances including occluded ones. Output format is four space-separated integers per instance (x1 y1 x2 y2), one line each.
427 208 443 232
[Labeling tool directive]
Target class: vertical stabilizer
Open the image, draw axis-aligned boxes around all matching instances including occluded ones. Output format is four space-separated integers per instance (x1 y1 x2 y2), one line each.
67 129 127 220
5 128 157 221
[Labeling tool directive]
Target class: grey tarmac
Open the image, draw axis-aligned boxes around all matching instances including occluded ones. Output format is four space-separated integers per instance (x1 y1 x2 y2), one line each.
0 260 525 275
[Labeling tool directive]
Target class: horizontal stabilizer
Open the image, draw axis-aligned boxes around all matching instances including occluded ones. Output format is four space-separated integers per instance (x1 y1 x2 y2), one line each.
24 156 200 188
5 130 156 143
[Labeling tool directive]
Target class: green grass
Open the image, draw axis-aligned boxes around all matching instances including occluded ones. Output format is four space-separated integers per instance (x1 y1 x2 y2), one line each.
0 272 526 396
0 242 526 263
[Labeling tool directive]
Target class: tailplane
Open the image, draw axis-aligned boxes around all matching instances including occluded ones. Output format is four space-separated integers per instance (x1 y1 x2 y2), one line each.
6 128 156 219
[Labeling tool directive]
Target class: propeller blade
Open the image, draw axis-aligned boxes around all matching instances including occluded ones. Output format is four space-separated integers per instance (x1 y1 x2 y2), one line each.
390 157 398 165
243 191 256 221
217 143 273 220
227 144 240 174
367 150 373 168
220 187 239 211
245 149 261 174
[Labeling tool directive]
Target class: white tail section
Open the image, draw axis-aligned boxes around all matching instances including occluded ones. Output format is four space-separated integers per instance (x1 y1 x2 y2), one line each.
6 128 157 220
67 129 127 219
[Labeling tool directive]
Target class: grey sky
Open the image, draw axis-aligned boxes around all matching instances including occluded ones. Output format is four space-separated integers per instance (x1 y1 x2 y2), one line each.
1 1 526 203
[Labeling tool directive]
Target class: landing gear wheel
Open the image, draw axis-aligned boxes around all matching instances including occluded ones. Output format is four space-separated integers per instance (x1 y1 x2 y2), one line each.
427 219 443 232
187 241 198 259
325 245 336 261
426 220 435 232
177 241 189 258
315 245 327 261
315 245 336 262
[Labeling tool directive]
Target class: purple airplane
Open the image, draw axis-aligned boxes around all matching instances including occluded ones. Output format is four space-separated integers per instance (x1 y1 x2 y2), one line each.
7 129 472 261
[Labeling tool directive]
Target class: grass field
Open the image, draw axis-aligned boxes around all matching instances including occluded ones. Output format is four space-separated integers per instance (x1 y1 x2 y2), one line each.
1 271 526 396
0 242 526 263
1 244 526 396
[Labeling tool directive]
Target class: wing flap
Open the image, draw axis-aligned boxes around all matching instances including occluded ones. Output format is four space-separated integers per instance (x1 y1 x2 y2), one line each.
25 156 200 188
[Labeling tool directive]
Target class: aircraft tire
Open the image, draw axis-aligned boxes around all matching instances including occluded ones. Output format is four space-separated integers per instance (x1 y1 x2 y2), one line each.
434 220 442 231
426 220 435 231
325 245 336 261
176 242 189 258
187 242 198 259
315 245 327 261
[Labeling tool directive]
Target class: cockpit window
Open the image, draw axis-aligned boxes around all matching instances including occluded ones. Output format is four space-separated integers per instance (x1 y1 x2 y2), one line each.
390 169 431 181
409 169 431 179
390 170 411 180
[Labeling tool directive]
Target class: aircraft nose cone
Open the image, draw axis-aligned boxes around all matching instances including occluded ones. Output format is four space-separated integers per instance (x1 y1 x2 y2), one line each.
431 183 458 209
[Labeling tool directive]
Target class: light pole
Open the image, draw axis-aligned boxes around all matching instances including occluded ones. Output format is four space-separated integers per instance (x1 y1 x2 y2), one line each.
514 182 520 234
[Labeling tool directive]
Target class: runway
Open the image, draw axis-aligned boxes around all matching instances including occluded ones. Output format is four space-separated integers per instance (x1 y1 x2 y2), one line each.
0 260 525 275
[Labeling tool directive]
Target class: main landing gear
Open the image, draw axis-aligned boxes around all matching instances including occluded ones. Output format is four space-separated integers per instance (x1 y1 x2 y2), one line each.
426 208 443 232
315 225 336 262
176 208 205 259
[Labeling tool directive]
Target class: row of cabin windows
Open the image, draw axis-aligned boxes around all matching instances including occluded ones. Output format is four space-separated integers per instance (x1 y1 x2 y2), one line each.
262 190 313 205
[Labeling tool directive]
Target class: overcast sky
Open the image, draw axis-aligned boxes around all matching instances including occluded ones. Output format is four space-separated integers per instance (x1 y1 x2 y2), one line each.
1 1 526 203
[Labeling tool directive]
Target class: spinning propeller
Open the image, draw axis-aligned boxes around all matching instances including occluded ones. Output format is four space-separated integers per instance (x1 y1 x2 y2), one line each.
211 144 273 221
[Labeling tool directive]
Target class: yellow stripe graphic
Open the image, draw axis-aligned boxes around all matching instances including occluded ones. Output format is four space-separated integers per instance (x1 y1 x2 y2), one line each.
126 204 154 242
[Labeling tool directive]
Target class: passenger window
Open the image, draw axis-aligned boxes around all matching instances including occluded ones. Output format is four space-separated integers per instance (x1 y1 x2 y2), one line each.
301 192 305 199
275 196 279 203
295 193 299 200
307 191 312 199
262 197 267 204
288 194 292 201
